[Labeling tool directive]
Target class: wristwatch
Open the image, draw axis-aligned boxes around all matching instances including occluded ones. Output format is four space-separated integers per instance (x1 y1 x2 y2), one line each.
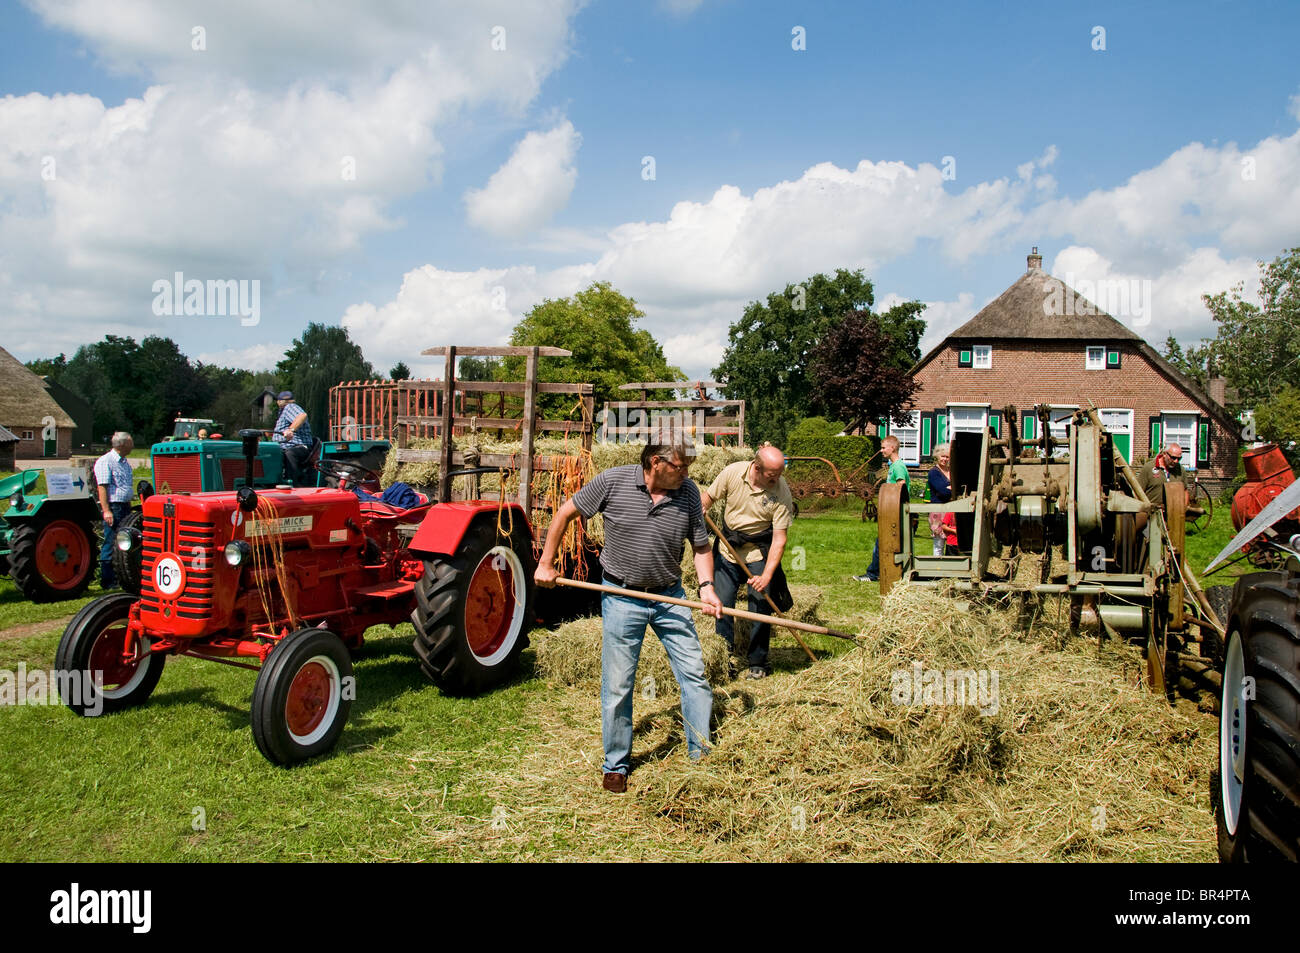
699 580 714 588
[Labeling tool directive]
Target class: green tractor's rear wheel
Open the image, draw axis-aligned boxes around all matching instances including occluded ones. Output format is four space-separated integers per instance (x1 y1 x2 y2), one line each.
411 517 534 695
9 515 96 602
55 592 164 715
1214 573 1300 861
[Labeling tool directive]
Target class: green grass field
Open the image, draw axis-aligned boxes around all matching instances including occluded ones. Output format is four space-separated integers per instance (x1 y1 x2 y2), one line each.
0 496 1243 861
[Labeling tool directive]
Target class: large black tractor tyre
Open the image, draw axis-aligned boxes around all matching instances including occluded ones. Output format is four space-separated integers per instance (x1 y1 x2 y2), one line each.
9 514 96 602
110 508 145 596
55 592 164 716
1213 573 1300 861
411 516 535 695
251 627 354 766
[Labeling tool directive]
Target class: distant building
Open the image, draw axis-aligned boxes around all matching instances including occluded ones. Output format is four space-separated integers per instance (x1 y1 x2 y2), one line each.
886 250 1241 488
0 347 76 459
0 424 18 470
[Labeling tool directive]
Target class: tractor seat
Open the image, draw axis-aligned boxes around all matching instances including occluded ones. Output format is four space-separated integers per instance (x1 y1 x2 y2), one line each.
358 495 432 520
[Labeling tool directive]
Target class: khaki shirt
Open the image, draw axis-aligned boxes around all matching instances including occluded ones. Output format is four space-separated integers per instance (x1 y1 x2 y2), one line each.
1137 456 1185 509
705 460 794 564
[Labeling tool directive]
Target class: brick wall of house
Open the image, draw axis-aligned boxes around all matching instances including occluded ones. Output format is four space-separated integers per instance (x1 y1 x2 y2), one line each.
11 427 73 460
910 341 1239 482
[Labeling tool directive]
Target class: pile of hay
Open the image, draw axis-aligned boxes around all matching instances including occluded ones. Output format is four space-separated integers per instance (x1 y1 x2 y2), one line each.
638 583 1213 860
534 615 733 691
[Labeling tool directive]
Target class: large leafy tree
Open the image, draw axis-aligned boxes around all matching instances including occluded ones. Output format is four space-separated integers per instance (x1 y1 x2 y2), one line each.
504 281 682 414
1170 247 1300 407
809 309 923 433
275 323 374 439
713 269 923 445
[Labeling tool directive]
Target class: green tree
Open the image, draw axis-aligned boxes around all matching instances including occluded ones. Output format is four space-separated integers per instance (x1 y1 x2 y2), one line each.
1192 247 1300 406
1252 385 1300 470
25 353 68 377
810 309 923 433
389 361 411 381
457 356 501 381
275 323 375 439
504 282 682 415
714 269 923 446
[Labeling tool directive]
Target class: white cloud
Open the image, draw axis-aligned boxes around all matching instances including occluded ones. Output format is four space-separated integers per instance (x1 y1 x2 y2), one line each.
464 120 581 237
0 1 583 349
195 342 286 371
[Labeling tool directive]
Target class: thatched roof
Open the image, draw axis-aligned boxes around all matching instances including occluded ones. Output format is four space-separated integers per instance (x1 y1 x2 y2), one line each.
945 266 1144 343
0 347 76 429
911 253 1239 433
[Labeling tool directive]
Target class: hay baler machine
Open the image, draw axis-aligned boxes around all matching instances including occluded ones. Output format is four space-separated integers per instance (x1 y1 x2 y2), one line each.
56 430 536 766
876 405 1222 694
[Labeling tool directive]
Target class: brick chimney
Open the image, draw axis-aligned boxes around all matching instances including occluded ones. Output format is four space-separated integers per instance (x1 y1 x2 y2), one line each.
1209 376 1227 407
1027 246 1042 271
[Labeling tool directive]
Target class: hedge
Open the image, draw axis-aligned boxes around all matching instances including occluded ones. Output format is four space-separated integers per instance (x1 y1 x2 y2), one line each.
786 433 880 477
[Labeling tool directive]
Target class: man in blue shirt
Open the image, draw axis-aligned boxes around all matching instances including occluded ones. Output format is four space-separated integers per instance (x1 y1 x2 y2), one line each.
94 431 135 589
273 390 314 485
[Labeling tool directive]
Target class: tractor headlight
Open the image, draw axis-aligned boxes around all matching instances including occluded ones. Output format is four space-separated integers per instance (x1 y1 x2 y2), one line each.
9 492 23 510
115 529 136 552
224 540 251 566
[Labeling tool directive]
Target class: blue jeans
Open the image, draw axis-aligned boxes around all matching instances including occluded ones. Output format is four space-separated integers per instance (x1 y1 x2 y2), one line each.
866 539 879 577
99 501 133 587
714 554 772 668
600 581 712 775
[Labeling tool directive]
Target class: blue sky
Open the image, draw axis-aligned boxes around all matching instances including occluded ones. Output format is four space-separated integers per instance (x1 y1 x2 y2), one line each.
1 0 1297 383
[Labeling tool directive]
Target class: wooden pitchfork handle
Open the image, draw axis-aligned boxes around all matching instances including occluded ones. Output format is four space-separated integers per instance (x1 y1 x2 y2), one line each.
703 513 818 663
553 578 861 643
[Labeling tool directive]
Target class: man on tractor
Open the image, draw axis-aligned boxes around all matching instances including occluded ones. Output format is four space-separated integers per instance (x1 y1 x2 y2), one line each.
94 431 134 590
272 390 314 485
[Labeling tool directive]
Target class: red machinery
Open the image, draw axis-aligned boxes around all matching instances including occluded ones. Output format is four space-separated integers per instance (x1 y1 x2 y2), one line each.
1231 444 1300 563
55 435 535 766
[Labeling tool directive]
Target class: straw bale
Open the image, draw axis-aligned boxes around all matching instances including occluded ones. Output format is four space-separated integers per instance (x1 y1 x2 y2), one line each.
534 614 732 691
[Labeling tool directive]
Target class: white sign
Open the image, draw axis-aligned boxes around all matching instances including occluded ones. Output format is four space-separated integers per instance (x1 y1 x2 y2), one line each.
154 556 184 596
44 467 91 500
246 515 313 538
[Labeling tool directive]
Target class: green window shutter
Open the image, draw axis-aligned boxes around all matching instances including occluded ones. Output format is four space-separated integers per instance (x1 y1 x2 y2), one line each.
1022 411 1036 440
921 416 932 456
988 412 1000 436
958 349 973 368
1107 349 1121 368
1198 418 1210 466
1148 417 1162 458
935 411 947 444
877 419 888 440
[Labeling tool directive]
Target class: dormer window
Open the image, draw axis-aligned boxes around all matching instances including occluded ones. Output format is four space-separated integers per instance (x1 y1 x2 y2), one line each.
973 344 992 369
1086 346 1105 370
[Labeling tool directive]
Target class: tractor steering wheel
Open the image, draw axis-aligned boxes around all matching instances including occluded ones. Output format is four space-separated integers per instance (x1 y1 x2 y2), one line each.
316 458 383 493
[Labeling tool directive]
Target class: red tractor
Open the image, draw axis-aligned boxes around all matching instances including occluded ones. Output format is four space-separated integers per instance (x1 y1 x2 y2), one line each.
55 432 535 765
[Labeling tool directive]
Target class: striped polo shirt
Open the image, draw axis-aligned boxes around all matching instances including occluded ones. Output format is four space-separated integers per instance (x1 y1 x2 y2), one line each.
572 463 708 589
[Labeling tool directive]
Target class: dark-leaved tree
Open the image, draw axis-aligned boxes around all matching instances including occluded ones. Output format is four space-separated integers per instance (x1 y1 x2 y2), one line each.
276 323 374 439
809 310 922 433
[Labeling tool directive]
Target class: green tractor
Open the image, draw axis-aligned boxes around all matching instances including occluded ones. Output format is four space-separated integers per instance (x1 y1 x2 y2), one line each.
0 466 101 602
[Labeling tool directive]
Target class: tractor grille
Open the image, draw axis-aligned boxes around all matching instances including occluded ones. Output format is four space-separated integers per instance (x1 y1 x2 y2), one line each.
138 510 217 620
152 454 203 494
219 458 264 490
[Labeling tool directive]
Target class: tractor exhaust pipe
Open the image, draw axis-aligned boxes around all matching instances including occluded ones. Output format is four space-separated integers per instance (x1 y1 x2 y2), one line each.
237 429 262 511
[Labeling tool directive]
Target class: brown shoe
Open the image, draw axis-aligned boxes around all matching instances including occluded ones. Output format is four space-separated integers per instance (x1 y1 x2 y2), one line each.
602 771 628 793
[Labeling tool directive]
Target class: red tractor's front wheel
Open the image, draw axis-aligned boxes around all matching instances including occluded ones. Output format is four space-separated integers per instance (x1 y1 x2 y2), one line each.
55 592 164 715
10 516 96 602
251 627 354 766
411 517 535 695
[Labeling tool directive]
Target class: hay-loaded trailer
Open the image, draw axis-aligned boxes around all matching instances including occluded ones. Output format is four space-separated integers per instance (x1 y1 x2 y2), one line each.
876 404 1219 694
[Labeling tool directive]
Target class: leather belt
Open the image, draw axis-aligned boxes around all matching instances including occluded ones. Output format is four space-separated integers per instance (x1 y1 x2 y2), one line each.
603 573 679 593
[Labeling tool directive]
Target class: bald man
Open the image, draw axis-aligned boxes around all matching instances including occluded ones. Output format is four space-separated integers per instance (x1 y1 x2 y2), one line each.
699 445 795 678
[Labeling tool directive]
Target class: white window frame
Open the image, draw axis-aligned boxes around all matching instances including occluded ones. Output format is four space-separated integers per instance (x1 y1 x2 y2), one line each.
1161 412 1198 471
947 404 988 436
1085 346 1105 371
21 430 34 440
1047 405 1079 458
972 344 992 369
889 411 921 466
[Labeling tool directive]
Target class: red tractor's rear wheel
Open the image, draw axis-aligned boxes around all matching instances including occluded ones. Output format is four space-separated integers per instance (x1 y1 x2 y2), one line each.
10 516 95 602
251 627 354 766
55 592 164 715
411 517 535 695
